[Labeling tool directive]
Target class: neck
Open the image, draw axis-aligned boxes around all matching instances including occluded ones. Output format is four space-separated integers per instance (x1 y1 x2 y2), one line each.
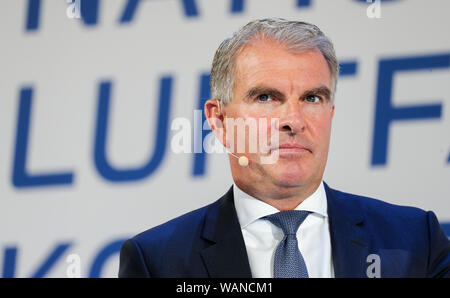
234 179 322 211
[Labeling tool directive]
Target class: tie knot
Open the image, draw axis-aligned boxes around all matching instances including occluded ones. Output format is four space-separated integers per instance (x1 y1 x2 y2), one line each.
264 210 310 235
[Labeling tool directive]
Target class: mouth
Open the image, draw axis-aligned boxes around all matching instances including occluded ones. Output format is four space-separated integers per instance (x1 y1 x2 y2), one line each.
271 143 312 155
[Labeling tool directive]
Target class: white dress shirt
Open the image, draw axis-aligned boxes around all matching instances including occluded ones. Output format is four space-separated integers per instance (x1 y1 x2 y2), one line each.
233 181 335 278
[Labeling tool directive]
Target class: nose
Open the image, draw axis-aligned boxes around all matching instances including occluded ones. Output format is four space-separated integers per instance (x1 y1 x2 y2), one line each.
278 98 306 135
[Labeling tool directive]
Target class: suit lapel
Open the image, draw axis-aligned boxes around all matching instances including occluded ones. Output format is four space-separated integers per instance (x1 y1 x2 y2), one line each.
324 182 370 278
199 183 372 278
200 186 252 278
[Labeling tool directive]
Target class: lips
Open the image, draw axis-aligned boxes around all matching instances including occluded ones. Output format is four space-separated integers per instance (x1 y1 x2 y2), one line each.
272 143 311 153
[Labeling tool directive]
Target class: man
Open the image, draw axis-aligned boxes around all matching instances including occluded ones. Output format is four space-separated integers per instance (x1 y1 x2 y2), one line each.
119 18 450 278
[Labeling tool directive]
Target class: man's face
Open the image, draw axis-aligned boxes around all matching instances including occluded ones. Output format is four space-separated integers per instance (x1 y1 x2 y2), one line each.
214 38 334 198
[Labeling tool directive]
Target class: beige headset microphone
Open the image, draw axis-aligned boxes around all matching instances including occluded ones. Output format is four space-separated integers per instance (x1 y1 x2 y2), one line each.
227 150 249 167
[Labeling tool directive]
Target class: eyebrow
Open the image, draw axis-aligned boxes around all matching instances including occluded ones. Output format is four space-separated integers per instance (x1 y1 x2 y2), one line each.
245 86 286 101
302 85 332 101
245 84 332 102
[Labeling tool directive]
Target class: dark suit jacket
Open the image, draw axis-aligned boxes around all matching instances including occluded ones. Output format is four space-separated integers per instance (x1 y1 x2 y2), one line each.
119 183 450 278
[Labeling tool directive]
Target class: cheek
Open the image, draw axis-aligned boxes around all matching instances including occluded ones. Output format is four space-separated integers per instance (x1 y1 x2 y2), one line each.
313 116 332 135
315 127 332 160
307 113 333 145
223 110 269 151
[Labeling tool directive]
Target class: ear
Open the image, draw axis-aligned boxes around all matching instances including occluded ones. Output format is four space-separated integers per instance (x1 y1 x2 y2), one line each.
330 104 335 119
204 99 226 147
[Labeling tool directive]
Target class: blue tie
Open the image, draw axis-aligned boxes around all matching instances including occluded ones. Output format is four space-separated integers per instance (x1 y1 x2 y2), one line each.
264 210 310 278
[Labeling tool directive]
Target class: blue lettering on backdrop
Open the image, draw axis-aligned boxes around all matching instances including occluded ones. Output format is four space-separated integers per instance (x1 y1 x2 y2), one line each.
2 243 71 278
25 0 40 31
230 0 244 13
94 78 173 182
30 243 72 277
1 240 127 278
80 0 100 26
296 0 312 7
120 0 199 23
2 247 17 278
25 0 314 31
89 239 126 277
12 88 74 188
339 61 358 76
23 0 408 31
371 53 450 166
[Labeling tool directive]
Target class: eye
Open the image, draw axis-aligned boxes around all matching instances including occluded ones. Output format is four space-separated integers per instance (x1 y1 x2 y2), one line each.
257 94 273 102
305 94 321 103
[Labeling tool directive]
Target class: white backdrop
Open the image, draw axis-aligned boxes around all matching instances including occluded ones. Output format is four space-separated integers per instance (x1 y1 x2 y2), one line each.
0 0 449 277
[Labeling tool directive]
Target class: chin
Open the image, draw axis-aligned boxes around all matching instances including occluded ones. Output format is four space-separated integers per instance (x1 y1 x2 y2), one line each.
262 159 319 187
274 171 311 188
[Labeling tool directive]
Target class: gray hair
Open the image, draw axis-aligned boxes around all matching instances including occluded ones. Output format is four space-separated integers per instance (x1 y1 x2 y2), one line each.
210 18 339 106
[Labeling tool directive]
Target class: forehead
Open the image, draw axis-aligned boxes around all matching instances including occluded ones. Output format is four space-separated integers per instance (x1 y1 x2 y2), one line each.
233 39 332 91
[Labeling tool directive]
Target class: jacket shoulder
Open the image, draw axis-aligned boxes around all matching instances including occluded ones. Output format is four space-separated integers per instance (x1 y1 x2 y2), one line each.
328 186 433 249
329 186 450 277
132 200 216 249
119 200 218 277
331 187 428 221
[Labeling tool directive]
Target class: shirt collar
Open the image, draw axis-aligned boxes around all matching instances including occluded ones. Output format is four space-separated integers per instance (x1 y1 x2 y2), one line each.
233 181 328 229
